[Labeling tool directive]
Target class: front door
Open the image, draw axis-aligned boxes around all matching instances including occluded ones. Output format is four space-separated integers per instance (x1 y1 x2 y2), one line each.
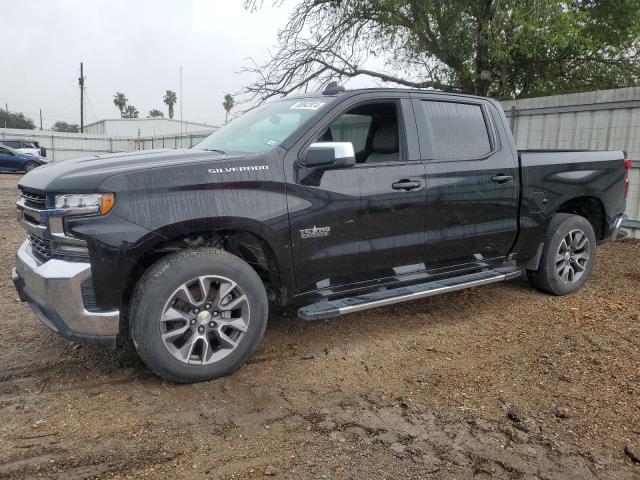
286 97 427 295
412 97 520 272
0 147 18 171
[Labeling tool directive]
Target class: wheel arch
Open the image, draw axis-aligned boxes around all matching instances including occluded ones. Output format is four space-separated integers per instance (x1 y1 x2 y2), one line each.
120 217 294 320
555 195 606 241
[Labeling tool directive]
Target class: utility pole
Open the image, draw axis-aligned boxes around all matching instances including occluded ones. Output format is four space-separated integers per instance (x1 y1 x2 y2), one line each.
79 62 85 133
179 65 183 148
39 109 43 130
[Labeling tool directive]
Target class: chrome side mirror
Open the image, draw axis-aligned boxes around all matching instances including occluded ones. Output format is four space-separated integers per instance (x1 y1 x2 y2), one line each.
305 142 356 169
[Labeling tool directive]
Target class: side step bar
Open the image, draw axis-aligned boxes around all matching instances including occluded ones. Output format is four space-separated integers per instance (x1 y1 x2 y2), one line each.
297 268 521 321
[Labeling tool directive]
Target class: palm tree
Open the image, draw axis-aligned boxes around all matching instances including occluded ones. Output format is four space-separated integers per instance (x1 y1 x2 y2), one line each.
147 109 164 118
113 92 127 118
163 90 177 119
122 105 139 118
223 94 235 124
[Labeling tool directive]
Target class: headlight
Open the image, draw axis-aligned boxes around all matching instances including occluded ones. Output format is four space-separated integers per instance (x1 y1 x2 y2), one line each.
54 193 115 215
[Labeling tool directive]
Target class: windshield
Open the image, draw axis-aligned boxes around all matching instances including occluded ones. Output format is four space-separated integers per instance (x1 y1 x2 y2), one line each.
193 97 331 154
0 144 19 154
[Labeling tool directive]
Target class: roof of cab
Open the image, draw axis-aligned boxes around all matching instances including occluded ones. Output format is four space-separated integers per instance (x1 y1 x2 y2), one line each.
285 87 491 102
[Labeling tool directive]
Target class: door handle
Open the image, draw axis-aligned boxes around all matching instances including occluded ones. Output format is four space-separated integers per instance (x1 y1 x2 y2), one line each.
392 179 422 191
491 174 514 184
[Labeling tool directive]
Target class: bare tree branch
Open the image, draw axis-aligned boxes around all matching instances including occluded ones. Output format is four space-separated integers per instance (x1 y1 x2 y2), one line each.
239 0 640 104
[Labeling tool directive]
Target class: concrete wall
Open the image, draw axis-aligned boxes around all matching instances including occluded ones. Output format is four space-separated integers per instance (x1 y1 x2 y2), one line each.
0 127 216 161
0 128 136 161
501 87 640 238
84 118 216 137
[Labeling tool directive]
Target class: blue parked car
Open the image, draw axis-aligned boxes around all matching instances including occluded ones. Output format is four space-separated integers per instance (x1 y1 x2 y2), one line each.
0 144 48 172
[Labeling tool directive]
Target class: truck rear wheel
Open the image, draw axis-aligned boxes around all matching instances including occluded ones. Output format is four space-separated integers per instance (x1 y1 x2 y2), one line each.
129 248 268 383
526 213 596 296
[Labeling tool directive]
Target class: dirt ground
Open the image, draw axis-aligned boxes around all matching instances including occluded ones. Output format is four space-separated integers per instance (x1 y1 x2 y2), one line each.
0 174 638 480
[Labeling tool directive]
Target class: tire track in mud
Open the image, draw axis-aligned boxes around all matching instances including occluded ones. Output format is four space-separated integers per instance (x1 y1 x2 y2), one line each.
0 175 639 479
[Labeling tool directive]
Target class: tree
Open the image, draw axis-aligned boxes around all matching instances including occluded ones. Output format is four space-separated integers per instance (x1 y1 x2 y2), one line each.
222 94 235 124
122 105 139 118
0 109 35 129
163 90 177 119
52 121 79 133
243 0 640 101
148 109 165 118
113 92 128 118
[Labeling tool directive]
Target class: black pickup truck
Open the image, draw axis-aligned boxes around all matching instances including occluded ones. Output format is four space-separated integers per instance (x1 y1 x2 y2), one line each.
12 86 630 383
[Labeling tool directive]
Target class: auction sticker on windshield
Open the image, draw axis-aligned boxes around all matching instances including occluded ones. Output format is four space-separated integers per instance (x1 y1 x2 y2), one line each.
289 101 325 110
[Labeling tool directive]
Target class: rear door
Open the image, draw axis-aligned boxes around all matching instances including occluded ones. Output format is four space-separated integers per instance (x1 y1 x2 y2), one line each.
412 95 519 272
285 94 427 295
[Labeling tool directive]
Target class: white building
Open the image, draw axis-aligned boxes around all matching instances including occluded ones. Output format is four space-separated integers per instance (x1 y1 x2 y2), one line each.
84 118 216 137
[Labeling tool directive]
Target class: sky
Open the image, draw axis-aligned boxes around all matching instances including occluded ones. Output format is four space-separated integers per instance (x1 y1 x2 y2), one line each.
0 0 311 128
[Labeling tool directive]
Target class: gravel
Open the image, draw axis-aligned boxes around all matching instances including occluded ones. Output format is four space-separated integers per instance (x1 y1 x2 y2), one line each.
0 174 639 479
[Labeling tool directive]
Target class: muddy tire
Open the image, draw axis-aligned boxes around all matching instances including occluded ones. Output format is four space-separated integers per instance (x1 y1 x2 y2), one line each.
129 248 268 383
527 213 596 296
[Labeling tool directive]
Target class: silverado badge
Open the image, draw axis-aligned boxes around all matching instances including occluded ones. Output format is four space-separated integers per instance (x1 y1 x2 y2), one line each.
208 165 269 174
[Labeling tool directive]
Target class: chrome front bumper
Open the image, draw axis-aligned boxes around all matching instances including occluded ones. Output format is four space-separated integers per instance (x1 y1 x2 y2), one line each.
12 240 119 346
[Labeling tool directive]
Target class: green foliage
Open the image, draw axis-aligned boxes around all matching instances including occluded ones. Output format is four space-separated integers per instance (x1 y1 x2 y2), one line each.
122 105 139 119
0 109 35 129
245 0 640 100
222 94 235 123
52 121 79 133
113 92 128 117
163 90 177 119
147 109 165 118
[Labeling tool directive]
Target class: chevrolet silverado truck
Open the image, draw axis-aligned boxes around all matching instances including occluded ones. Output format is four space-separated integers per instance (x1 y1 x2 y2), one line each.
12 86 630 383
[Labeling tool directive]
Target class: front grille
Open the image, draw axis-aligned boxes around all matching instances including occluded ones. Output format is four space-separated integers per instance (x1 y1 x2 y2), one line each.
28 234 54 260
20 189 47 209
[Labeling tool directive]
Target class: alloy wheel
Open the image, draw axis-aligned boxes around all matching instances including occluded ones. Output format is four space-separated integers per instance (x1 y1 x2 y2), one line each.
555 229 590 284
160 275 250 365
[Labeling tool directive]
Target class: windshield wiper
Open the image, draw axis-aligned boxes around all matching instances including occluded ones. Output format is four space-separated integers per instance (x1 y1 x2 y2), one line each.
203 148 226 155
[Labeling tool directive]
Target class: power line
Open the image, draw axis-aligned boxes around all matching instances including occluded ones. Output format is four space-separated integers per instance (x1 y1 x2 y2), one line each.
84 89 99 124
48 77 78 115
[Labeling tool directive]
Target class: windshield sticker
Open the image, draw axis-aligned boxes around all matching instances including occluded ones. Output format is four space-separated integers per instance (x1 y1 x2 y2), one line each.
289 101 325 110
265 138 278 146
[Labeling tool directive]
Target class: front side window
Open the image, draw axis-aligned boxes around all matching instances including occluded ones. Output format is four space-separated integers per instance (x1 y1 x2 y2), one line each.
421 101 491 159
317 102 402 164
194 97 332 154
0 147 13 155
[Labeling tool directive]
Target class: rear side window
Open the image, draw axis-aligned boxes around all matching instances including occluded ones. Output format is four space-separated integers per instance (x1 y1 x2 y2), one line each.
420 101 491 159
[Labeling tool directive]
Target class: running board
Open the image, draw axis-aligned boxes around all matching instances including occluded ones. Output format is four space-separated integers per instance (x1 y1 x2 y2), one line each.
297 268 521 321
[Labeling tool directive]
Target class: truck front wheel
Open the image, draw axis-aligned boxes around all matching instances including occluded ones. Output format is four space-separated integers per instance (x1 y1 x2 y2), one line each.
526 213 596 296
129 248 268 383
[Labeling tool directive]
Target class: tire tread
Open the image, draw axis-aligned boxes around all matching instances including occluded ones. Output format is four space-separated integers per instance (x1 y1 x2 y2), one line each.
527 213 596 296
129 248 267 383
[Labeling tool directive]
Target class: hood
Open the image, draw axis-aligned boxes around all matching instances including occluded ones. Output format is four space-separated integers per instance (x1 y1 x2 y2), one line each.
19 148 247 193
